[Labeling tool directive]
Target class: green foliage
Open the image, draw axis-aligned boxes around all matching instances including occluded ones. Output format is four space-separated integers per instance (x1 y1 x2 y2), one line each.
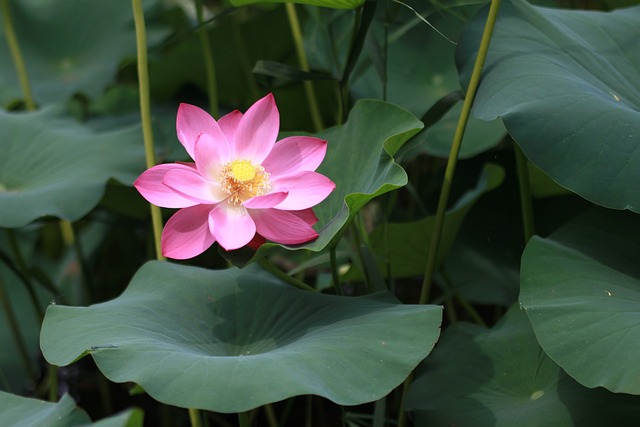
0 108 144 228
0 0 638 424
0 391 143 427
521 208 640 394
457 0 640 211
41 261 442 412
406 306 640 426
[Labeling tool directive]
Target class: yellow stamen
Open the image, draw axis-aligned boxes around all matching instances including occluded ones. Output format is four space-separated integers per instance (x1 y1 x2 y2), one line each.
230 160 256 182
220 159 270 205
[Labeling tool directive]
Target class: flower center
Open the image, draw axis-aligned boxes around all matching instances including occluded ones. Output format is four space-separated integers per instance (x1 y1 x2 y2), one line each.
220 159 270 205
230 160 256 182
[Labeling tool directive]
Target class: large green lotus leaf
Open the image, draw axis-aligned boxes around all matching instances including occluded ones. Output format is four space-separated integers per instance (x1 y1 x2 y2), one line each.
457 0 640 211
245 100 421 261
520 208 640 394
0 0 165 106
229 0 362 9
405 305 640 426
40 261 442 413
345 163 504 281
0 391 142 427
0 108 145 228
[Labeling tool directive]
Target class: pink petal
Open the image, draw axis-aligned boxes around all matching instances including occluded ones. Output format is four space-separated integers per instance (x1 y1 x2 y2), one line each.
272 171 336 210
262 136 328 178
218 110 243 147
176 103 228 159
163 168 227 204
250 208 318 245
162 204 216 259
243 190 288 209
209 203 257 251
134 163 199 208
194 133 231 181
290 208 318 226
234 93 279 163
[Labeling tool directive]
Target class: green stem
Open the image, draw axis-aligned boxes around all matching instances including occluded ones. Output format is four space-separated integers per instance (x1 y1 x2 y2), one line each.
258 258 316 292
6 230 44 321
285 3 324 132
396 371 414 427
188 408 202 427
1 0 35 110
264 404 278 427
71 223 95 301
195 0 219 118
514 143 535 242
238 411 251 427
48 365 58 402
418 0 502 305
232 13 260 101
329 245 344 296
0 275 35 380
350 221 372 293
441 269 486 327
132 0 165 262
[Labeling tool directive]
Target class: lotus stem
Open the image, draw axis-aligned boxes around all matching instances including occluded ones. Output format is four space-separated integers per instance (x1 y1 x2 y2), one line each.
418 0 502 305
1 0 35 110
285 3 324 132
0 275 35 380
195 0 219 118
330 245 344 296
132 0 165 261
258 258 316 292
514 143 535 242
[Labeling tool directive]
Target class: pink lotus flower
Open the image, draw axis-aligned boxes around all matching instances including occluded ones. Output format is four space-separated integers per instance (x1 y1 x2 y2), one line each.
134 94 335 259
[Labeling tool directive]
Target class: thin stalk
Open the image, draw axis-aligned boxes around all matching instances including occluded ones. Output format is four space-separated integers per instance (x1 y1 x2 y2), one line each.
339 6 363 122
514 143 535 242
0 275 35 380
6 230 44 321
47 365 58 402
330 245 344 296
441 269 486 327
264 404 279 427
418 0 502 305
195 0 219 118
132 0 165 262
285 3 324 132
349 221 372 293
258 258 316 292
72 223 95 301
231 13 260 100
396 371 414 427
382 0 389 102
188 408 202 427
1 0 35 110
238 412 251 427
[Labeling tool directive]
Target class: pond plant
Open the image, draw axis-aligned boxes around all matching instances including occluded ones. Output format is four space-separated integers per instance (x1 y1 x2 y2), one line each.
1 0 640 425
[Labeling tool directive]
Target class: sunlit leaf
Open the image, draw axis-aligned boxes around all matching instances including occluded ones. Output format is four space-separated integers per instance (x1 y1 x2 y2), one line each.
40 261 442 412
457 0 640 211
0 108 145 228
0 0 166 106
0 391 142 427
406 306 640 426
520 208 640 394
